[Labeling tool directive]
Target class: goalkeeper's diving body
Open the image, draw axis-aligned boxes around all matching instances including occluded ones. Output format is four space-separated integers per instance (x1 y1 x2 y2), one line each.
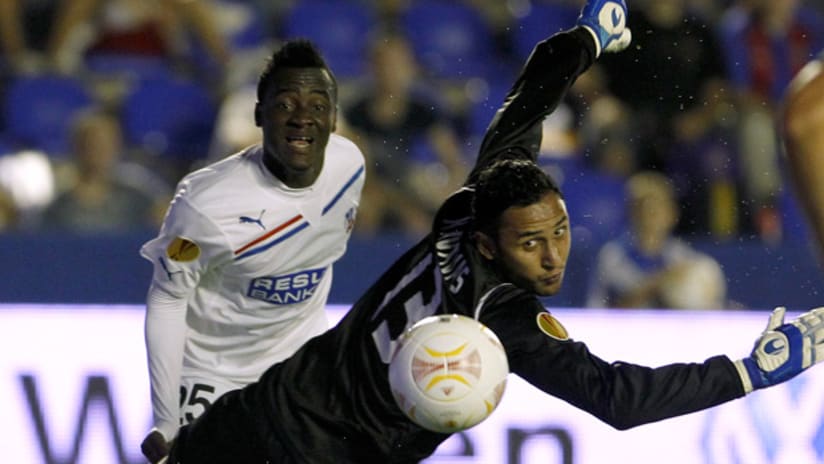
163 1 824 462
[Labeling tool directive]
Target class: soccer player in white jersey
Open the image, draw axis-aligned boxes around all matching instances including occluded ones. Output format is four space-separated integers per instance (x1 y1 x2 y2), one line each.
138 40 365 463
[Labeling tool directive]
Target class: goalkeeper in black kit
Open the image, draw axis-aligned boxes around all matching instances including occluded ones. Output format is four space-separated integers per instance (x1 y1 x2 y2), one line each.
162 1 824 462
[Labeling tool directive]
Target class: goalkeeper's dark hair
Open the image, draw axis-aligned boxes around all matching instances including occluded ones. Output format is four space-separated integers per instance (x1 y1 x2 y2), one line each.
472 158 562 236
257 39 337 102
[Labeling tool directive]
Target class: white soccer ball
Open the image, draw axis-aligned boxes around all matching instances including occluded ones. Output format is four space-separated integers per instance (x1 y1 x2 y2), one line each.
388 314 509 433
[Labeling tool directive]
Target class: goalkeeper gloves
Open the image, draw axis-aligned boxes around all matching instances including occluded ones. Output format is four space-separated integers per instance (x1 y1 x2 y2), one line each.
736 306 824 393
576 0 632 57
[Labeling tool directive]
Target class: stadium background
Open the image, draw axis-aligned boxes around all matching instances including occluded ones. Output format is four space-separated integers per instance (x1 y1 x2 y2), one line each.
3 1 824 462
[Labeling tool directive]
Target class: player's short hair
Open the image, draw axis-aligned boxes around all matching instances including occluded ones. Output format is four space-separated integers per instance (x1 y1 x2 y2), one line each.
257 39 337 102
472 158 562 236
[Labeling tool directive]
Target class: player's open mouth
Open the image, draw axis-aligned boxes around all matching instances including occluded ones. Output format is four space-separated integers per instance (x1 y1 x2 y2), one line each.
286 136 313 148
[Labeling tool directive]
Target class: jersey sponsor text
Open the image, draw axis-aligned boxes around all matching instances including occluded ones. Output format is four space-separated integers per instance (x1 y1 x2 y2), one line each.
248 268 326 304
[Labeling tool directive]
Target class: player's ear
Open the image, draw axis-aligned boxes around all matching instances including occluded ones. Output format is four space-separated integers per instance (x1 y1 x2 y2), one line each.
474 231 497 260
254 102 262 127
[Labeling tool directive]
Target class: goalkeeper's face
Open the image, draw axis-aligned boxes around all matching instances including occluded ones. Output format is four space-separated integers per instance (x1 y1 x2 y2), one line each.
476 192 571 296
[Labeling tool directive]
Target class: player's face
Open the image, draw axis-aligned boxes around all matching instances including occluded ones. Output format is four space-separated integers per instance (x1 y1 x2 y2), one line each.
481 192 571 296
258 67 337 188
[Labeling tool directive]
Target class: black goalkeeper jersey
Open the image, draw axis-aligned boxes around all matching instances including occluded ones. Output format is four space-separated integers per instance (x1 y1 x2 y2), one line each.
170 28 746 464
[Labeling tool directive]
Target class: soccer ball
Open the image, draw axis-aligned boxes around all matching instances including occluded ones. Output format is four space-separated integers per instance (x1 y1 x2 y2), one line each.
388 314 509 433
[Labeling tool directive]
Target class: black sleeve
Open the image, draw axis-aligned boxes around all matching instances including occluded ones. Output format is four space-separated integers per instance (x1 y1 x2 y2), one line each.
479 291 746 430
467 27 596 184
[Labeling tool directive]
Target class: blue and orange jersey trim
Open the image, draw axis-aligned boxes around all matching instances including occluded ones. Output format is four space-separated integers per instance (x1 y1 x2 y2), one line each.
233 166 364 260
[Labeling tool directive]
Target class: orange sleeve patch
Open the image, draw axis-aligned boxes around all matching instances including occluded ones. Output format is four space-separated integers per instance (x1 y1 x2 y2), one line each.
536 312 569 341
166 237 201 262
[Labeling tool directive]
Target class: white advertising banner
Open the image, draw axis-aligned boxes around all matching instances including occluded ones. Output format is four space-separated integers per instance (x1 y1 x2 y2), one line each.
2 305 822 464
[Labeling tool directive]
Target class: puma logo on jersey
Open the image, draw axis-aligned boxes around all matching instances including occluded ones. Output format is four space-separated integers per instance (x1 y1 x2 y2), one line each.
239 210 266 230
248 268 326 304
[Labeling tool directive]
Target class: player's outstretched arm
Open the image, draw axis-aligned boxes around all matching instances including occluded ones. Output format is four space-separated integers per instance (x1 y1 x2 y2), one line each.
576 0 632 57
735 306 824 393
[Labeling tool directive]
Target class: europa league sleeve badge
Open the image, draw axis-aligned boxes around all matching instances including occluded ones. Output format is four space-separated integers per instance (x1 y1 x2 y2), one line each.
166 236 201 262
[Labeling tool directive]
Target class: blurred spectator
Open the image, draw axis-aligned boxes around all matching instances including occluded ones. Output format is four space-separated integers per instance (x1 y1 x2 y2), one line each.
204 36 274 162
719 0 824 105
569 63 638 179
463 0 519 64
38 108 170 232
0 148 56 226
0 0 59 74
0 186 19 231
207 83 260 161
341 30 468 237
599 0 727 172
717 0 824 242
46 0 229 80
586 171 728 309
667 77 742 239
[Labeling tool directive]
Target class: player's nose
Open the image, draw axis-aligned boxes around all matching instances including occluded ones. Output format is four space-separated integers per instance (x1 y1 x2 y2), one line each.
541 243 563 268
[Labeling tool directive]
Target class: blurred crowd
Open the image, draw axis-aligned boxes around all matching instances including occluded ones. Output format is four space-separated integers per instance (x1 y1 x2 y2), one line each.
1 0 824 308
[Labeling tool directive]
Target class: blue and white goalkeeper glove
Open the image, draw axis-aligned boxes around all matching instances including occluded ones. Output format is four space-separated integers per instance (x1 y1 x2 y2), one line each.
736 306 824 393
577 0 632 58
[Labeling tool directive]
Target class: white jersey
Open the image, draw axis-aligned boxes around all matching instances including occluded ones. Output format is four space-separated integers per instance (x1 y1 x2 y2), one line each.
141 134 364 436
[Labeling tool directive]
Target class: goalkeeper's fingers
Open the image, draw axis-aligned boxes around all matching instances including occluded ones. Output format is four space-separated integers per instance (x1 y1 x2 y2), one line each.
794 306 824 367
603 28 632 54
766 306 787 332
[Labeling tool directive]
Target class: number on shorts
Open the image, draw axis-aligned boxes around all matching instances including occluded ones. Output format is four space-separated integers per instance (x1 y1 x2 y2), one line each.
178 383 216 424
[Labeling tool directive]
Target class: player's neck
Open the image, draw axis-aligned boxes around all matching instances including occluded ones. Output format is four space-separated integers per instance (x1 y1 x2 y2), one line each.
263 153 320 189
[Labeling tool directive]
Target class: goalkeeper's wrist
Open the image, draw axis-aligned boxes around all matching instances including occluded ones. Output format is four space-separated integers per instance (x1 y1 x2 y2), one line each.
579 25 602 58
734 358 765 394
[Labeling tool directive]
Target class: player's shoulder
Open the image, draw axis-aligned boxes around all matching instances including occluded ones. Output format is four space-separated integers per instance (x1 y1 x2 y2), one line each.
434 187 473 227
326 133 365 166
479 282 543 320
175 145 262 200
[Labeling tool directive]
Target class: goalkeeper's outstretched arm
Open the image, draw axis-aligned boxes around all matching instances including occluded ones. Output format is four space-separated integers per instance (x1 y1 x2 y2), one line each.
469 0 633 180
